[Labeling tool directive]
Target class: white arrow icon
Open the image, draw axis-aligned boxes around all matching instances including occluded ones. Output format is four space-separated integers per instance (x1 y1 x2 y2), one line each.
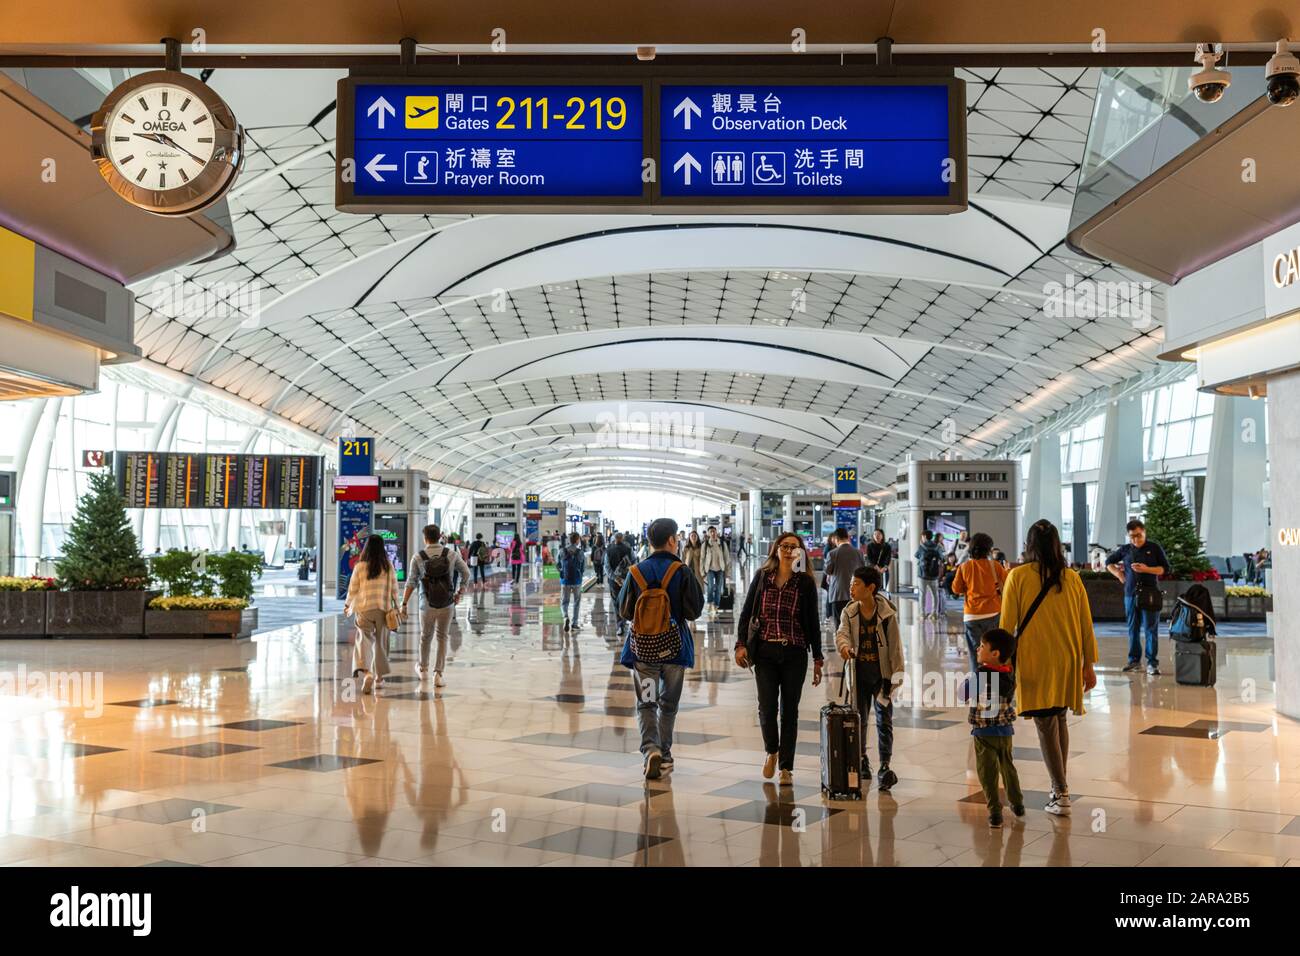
673 152 702 185
367 96 396 129
364 153 398 182
673 96 701 130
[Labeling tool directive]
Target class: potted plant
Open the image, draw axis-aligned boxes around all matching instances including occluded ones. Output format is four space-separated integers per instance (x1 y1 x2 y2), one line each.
1074 568 1127 621
144 548 261 637
1141 479 1225 618
47 472 153 636
0 575 56 637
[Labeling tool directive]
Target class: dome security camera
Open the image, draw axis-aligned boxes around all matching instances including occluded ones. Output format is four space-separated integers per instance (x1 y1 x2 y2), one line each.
1188 43 1231 103
1266 39 1300 106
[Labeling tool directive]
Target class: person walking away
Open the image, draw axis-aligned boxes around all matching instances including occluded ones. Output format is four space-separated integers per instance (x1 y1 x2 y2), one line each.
400 524 468 687
617 518 704 780
915 530 946 620
824 526 865 626
591 533 607 585
605 532 635 637
682 530 704 588
508 535 525 585
559 531 587 632
999 519 1098 817
702 525 731 616
865 529 892 593
734 532 824 786
1105 518 1172 676
344 534 398 695
834 566 903 791
951 532 1008 671
965 627 1023 828
468 533 490 585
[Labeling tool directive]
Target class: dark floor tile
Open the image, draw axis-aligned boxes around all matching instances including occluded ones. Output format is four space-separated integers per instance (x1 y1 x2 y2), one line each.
708 779 822 802
543 783 654 807
522 825 672 859
1280 817 1300 838
267 753 381 772
1184 719 1270 734
155 742 260 758
11 739 125 758
105 798 240 824
542 694 587 704
219 719 303 732
709 799 841 826
109 699 181 708
1140 725 1218 739
216 666 250 673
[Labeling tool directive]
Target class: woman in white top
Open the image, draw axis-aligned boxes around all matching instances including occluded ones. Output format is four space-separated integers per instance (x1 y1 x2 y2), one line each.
344 534 398 694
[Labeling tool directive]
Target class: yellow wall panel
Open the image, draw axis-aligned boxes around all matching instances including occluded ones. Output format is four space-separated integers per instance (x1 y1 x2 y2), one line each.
0 225 36 323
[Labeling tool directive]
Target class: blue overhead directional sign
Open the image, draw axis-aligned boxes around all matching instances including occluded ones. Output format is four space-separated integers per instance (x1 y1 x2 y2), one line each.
659 83 957 203
345 81 645 207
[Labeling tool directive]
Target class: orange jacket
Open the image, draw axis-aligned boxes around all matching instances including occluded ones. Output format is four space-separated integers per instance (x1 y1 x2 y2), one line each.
951 558 1008 617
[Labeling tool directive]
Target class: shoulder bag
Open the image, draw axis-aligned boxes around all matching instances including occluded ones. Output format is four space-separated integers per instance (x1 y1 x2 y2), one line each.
743 573 767 663
1012 571 1058 648
384 569 402 631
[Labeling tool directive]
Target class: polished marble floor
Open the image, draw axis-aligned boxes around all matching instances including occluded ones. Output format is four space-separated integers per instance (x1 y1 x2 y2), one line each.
0 568 1296 867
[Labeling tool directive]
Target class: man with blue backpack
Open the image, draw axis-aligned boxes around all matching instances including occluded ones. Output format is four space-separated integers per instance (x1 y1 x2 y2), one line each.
560 531 587 632
617 518 704 781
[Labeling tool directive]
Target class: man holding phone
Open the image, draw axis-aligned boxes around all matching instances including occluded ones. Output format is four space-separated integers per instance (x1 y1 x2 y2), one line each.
1106 519 1172 676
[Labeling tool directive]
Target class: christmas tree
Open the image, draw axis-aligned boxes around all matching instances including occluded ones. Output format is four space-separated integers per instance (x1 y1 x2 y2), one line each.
1141 478 1211 578
55 471 149 590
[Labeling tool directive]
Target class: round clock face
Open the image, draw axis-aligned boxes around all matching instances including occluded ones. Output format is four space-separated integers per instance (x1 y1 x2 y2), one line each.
103 83 216 192
91 70 242 216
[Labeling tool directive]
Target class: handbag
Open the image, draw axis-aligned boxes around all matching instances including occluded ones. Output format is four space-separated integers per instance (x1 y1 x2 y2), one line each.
1012 572 1058 650
384 569 401 630
742 573 767 664
1136 584 1163 613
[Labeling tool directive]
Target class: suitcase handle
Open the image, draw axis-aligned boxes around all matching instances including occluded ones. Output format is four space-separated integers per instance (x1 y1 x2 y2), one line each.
838 656 854 706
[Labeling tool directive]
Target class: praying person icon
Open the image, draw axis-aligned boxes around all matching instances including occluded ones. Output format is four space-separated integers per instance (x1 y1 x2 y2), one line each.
414 156 430 180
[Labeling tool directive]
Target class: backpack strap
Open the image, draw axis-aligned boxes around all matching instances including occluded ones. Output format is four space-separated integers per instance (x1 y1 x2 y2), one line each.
628 565 649 591
659 561 682 588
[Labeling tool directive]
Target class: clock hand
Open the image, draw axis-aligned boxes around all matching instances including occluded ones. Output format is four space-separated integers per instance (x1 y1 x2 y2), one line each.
133 132 164 144
154 132 205 165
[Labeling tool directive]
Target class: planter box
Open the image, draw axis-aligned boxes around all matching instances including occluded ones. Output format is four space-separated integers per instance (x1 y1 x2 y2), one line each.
1223 594 1272 621
0 590 50 636
146 607 245 638
45 590 153 637
1080 577 1126 621
239 606 258 638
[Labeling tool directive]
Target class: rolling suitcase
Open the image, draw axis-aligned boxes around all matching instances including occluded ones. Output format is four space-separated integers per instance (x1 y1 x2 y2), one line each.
1174 638 1216 687
820 666 863 800
718 585 735 612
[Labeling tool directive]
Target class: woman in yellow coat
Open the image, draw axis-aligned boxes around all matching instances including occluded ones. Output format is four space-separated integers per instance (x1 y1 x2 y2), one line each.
999 519 1098 817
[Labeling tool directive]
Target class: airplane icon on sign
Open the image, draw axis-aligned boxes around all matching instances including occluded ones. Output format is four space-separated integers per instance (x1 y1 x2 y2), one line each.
408 104 437 120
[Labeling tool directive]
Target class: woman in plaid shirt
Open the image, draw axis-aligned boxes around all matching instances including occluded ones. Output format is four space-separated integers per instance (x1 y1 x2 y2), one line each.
344 535 398 695
734 532 824 786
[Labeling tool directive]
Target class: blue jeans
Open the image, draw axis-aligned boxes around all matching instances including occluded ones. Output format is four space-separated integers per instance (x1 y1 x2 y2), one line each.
706 569 725 605
964 616 1000 672
632 662 685 760
562 584 582 623
1125 593 1160 666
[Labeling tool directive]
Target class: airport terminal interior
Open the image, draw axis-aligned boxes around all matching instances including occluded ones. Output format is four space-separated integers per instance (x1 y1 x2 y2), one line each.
2 2 1300 873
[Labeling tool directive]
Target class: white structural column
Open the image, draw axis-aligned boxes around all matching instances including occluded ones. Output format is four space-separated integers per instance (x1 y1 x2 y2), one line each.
1268 368 1300 719
1093 396 1143 547
17 398 61 570
1200 395 1268 557
1022 431 1063 532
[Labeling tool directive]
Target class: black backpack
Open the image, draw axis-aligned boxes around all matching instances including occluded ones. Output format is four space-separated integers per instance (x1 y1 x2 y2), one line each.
419 549 453 608
922 548 943 579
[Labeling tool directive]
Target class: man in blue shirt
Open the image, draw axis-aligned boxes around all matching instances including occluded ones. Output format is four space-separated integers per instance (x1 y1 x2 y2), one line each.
558 532 587 632
1106 518 1173 676
617 517 704 780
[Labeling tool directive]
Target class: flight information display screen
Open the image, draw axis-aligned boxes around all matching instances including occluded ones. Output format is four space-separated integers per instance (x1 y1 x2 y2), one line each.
115 452 321 510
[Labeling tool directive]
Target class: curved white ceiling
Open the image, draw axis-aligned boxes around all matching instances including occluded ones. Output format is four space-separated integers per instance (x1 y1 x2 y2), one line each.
127 66 1172 504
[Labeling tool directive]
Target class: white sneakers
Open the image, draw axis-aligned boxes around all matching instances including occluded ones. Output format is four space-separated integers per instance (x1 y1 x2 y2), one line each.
434 672 446 688
1045 791 1072 816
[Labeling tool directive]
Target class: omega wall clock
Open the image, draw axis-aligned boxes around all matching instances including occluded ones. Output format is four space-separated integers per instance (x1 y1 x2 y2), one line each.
90 70 244 217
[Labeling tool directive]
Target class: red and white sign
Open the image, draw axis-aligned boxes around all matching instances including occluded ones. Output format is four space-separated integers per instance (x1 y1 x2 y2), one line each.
82 450 106 468
333 475 380 502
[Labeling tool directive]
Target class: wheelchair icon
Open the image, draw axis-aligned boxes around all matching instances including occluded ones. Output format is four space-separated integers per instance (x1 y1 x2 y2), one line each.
751 152 786 186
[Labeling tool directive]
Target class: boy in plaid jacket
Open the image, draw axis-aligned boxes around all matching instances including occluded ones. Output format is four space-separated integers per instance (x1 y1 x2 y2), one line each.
965 627 1023 828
